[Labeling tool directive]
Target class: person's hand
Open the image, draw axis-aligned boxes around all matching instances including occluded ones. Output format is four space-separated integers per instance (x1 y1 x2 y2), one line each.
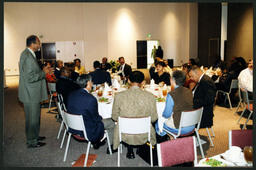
43 66 53 74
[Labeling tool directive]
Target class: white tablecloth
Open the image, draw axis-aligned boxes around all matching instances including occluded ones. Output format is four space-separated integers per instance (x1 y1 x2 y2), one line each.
93 86 167 119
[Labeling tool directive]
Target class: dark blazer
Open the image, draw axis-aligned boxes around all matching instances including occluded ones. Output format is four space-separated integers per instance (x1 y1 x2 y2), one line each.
151 72 171 85
70 71 79 81
117 64 132 78
56 76 81 106
100 62 112 71
89 68 112 86
67 89 104 143
54 68 61 80
193 75 217 128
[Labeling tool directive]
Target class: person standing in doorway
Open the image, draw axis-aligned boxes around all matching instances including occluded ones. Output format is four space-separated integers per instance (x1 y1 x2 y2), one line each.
18 35 52 148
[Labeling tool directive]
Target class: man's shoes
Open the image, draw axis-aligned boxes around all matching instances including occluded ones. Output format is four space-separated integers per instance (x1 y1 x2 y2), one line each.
106 145 118 154
126 151 135 159
92 139 106 149
27 142 46 148
38 136 46 141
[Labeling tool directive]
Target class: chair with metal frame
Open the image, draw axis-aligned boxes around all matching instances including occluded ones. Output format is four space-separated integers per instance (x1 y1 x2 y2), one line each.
216 79 238 109
117 116 153 167
163 107 205 158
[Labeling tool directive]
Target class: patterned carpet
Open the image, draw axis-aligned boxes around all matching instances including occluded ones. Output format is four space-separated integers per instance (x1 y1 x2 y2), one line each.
3 76 253 166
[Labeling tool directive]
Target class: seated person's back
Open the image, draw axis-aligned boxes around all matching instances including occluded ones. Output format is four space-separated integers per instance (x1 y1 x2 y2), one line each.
56 67 81 106
155 70 194 137
89 60 112 86
67 74 104 143
112 71 158 157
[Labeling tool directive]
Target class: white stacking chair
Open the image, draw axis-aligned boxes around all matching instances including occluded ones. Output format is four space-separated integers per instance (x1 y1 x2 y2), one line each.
47 82 57 112
56 98 68 143
216 79 238 109
62 111 112 166
157 136 197 167
163 107 205 158
237 89 253 129
118 116 152 167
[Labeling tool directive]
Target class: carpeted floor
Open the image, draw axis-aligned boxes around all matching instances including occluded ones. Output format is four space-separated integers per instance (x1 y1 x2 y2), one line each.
3 76 253 167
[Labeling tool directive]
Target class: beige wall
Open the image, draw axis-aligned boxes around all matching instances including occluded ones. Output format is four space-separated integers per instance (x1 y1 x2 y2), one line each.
226 3 253 62
4 2 198 75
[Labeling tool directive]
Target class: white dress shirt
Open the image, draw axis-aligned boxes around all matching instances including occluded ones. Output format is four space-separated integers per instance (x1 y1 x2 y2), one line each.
238 68 253 92
27 48 36 58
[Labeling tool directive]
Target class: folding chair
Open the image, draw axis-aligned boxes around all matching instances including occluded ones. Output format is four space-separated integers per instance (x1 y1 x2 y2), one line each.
157 136 197 167
237 89 253 129
118 116 152 167
163 107 205 158
48 82 57 112
228 130 253 149
62 111 112 165
234 85 244 114
216 79 238 109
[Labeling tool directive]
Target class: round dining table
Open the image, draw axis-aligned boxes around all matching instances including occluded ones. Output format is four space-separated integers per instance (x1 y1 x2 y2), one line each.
92 85 169 119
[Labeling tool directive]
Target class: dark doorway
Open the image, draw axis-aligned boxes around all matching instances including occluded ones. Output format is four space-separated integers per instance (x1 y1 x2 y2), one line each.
137 40 147 69
41 43 56 62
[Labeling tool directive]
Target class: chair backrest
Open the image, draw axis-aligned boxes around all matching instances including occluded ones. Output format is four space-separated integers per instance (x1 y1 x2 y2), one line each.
56 101 68 128
118 117 151 142
176 107 203 136
63 111 89 140
157 136 197 167
228 129 253 149
48 82 56 93
229 79 238 93
240 89 250 108
57 94 67 111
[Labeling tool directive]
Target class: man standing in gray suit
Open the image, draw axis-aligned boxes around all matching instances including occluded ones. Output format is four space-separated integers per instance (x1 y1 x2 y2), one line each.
18 35 52 148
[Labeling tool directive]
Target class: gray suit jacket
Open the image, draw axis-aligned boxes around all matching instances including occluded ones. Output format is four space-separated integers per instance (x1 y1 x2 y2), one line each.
18 48 48 103
112 86 158 150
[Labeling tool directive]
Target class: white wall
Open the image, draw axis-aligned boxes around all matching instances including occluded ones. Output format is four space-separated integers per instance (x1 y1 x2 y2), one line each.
4 2 198 75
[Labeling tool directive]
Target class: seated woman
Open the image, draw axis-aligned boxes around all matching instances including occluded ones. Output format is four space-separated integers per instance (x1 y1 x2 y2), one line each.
155 70 195 136
151 61 171 86
74 58 86 75
182 63 196 90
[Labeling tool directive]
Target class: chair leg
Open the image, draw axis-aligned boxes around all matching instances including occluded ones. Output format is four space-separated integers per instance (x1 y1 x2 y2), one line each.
211 127 215 137
227 94 232 109
63 133 71 162
117 145 120 167
48 94 53 111
105 131 112 155
84 142 91 167
120 143 122 154
234 101 241 115
242 111 253 130
150 143 153 167
237 109 246 124
206 128 214 147
60 129 67 149
195 130 205 158
57 121 64 139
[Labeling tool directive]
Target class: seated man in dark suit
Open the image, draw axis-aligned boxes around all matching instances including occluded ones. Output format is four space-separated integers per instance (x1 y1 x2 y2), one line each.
188 65 217 128
67 74 116 152
117 56 132 83
54 60 63 80
100 57 112 71
89 60 112 86
56 67 81 106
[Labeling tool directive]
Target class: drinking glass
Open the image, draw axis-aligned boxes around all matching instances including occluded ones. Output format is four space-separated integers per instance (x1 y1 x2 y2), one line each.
243 146 253 165
97 90 103 97
162 89 167 97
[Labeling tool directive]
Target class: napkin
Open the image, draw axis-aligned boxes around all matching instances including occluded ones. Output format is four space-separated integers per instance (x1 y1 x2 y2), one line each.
150 79 155 89
200 66 204 71
222 146 243 163
113 79 120 89
103 83 112 97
